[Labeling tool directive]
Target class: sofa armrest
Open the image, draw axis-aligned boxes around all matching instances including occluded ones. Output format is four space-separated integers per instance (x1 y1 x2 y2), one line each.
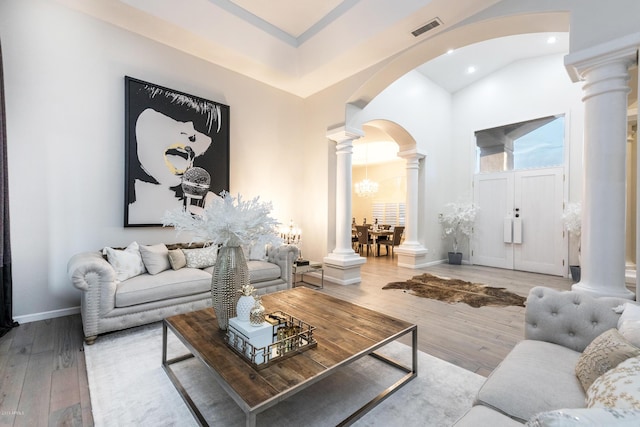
267 244 300 287
68 251 118 338
525 286 633 352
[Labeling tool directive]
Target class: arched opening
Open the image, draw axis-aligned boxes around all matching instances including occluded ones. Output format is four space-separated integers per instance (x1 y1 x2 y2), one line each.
326 12 577 284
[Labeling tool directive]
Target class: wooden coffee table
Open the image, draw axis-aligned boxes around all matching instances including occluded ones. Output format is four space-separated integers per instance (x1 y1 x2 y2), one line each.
162 287 417 427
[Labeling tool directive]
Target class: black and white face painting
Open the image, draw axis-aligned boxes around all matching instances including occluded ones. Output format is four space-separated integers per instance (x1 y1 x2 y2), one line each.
135 108 212 188
124 77 229 226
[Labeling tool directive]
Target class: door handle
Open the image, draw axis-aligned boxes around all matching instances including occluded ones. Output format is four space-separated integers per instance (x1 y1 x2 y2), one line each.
513 217 522 244
503 216 513 243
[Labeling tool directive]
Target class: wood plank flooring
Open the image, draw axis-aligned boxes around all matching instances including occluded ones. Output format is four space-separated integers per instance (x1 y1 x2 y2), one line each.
0 258 574 426
0 314 91 427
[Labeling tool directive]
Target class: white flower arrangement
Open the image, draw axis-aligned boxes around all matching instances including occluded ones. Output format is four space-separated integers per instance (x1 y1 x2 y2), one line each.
162 191 282 248
562 202 581 237
439 201 478 253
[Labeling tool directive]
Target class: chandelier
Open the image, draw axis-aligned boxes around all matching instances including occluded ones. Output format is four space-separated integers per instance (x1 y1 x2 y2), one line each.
355 179 379 198
355 142 379 198
280 219 301 245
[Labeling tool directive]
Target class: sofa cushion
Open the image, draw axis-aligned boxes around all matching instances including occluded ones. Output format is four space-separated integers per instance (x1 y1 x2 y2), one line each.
115 268 212 307
453 405 522 427
103 241 146 282
575 328 640 391
139 244 170 275
618 303 640 329
475 340 585 423
587 355 640 409
619 320 640 347
183 246 217 269
526 408 640 426
246 260 281 283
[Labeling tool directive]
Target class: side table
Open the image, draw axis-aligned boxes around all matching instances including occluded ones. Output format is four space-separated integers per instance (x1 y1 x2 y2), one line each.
292 261 324 289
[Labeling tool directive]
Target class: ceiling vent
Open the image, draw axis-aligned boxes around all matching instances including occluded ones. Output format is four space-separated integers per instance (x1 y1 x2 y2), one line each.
411 18 442 37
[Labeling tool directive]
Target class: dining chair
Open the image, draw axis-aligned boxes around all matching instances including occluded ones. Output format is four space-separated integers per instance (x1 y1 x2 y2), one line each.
355 225 373 256
377 226 404 257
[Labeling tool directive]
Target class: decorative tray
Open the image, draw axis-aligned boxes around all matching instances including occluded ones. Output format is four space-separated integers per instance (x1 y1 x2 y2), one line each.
224 311 317 370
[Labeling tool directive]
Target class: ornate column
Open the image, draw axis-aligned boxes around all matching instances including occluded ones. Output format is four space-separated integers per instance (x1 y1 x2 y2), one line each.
565 39 637 298
323 126 366 285
395 149 429 268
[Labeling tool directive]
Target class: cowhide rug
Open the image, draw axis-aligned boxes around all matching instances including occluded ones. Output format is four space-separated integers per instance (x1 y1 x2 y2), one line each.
383 272 526 308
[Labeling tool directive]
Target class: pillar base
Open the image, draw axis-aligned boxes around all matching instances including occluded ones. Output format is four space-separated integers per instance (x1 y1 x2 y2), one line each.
571 281 634 299
395 243 429 269
323 253 366 285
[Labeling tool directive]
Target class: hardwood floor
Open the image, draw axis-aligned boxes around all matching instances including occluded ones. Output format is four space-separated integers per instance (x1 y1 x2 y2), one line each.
0 315 91 427
0 258 574 426
315 256 573 376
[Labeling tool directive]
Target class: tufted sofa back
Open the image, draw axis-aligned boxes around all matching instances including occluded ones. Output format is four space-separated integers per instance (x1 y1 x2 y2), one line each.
525 286 636 353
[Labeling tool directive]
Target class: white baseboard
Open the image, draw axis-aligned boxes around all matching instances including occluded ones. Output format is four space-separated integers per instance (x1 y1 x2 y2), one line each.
14 306 81 324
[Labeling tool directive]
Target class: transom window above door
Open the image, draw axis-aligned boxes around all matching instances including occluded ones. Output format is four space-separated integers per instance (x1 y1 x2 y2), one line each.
475 115 565 173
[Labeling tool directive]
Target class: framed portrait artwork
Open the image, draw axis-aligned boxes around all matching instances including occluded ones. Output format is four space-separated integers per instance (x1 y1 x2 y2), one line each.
124 76 230 226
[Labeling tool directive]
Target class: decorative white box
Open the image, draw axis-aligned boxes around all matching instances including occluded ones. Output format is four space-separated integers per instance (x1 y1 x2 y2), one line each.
228 317 273 364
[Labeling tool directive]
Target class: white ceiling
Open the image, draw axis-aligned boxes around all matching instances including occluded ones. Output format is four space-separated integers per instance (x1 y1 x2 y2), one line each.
55 1 569 98
417 32 569 93
58 0 537 97
228 0 345 39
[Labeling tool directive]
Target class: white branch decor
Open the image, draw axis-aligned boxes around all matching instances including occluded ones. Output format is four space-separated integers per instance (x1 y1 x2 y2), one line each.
162 191 281 248
439 201 478 253
562 202 582 237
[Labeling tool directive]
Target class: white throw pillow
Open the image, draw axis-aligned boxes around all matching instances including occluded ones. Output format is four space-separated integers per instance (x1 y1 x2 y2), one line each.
620 320 640 348
526 408 640 426
618 303 640 329
103 241 146 282
138 244 170 275
587 355 640 409
249 243 267 261
183 246 218 269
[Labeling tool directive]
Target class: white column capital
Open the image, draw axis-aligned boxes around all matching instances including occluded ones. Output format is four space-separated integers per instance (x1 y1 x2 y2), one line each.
326 125 364 143
398 148 426 163
565 33 639 83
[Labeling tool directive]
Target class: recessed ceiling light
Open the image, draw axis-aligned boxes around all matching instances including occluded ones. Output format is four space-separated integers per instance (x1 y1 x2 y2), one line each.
467 66 476 74
547 36 557 44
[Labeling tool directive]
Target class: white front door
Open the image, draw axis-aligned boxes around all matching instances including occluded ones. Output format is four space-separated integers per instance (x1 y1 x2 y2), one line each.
473 167 566 275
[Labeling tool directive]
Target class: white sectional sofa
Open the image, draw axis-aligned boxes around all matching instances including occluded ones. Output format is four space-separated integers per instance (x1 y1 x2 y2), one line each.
68 242 299 344
454 286 640 426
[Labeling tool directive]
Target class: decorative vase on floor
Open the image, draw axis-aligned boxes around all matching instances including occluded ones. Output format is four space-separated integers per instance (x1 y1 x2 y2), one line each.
448 252 463 265
211 245 250 330
570 265 581 282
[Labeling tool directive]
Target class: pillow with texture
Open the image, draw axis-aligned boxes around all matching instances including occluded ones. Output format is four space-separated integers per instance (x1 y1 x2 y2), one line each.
575 328 640 392
618 303 640 329
139 244 170 275
620 320 640 348
168 249 186 270
526 408 640 426
183 246 218 269
103 241 146 282
587 355 640 409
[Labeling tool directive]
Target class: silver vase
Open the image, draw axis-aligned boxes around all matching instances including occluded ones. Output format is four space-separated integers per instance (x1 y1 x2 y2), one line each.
211 245 250 330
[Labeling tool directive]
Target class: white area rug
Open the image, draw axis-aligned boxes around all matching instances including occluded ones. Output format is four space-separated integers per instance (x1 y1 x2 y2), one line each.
84 322 484 426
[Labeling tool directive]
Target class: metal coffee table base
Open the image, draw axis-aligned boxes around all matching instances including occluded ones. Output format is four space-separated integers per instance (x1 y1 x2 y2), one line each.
162 322 417 427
